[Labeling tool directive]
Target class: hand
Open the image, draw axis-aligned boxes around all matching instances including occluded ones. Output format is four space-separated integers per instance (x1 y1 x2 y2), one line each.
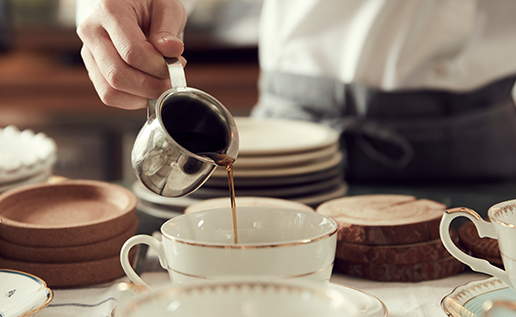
77 0 187 110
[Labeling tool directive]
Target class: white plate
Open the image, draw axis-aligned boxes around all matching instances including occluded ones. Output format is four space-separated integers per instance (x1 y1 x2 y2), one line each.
193 175 344 199
234 143 339 168
184 196 315 214
113 279 386 317
235 117 340 156
132 181 201 208
329 282 388 317
442 277 516 317
0 269 53 317
204 165 343 188
0 126 57 185
211 151 343 178
294 183 348 207
137 200 186 219
0 168 52 193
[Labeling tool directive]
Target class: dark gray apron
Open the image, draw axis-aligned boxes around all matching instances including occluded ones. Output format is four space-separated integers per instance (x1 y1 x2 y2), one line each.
251 71 516 183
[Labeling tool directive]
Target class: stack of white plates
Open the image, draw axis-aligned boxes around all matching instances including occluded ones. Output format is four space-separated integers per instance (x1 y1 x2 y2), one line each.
0 126 56 193
133 117 347 219
194 117 347 206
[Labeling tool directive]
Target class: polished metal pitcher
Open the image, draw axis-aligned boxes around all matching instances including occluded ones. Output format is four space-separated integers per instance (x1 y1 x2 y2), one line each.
131 58 239 197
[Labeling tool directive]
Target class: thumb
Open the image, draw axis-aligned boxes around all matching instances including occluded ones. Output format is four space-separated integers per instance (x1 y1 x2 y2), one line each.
147 0 187 58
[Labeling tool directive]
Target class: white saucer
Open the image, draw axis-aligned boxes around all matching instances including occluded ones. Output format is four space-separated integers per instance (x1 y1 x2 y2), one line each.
112 279 386 317
0 269 53 317
235 117 340 156
132 181 201 208
294 183 348 207
211 151 343 178
442 277 516 317
234 143 339 168
193 175 344 199
137 200 186 219
329 282 387 317
0 168 52 193
184 196 315 214
204 165 343 188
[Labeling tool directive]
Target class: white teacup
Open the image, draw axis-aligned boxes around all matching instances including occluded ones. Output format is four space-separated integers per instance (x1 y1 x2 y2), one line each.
120 206 338 290
440 200 516 290
113 279 360 317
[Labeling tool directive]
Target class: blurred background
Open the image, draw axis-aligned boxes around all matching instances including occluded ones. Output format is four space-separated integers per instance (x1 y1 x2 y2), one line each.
0 0 262 183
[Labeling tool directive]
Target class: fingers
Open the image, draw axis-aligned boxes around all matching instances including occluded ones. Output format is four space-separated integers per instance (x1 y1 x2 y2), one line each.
80 45 168 110
99 1 172 79
147 0 187 57
76 0 188 110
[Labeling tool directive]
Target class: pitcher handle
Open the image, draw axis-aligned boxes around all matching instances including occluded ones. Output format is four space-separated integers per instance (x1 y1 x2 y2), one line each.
147 57 187 118
120 235 169 291
439 207 511 288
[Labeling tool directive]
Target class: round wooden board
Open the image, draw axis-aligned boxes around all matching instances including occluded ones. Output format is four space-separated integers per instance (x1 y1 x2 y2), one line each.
317 194 446 245
335 256 465 282
336 229 457 265
458 221 503 267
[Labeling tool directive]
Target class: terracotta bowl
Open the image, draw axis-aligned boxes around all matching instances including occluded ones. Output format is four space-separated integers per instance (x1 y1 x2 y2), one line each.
0 180 138 247
0 219 138 263
0 248 137 288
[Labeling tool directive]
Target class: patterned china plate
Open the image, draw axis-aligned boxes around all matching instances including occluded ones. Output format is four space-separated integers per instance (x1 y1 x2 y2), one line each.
0 269 53 317
112 281 387 317
442 277 516 316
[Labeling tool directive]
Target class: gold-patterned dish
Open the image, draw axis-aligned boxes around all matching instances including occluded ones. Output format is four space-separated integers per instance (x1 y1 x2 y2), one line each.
0 269 53 317
442 277 516 316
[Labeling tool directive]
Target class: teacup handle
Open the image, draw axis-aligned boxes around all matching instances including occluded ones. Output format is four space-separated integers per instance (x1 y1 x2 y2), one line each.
147 58 186 118
439 207 511 287
120 235 169 291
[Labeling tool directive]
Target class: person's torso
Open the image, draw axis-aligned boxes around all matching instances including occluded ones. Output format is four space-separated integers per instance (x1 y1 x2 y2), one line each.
259 0 516 92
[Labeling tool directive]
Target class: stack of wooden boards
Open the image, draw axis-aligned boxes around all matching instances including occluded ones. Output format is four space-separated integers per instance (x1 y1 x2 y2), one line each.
317 194 465 282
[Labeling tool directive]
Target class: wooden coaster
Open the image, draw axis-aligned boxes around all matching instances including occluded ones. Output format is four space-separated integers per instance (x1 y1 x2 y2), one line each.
317 194 446 245
335 256 465 282
458 221 503 268
336 230 457 265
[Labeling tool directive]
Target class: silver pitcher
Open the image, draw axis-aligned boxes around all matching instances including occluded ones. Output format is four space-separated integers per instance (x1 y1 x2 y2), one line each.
131 58 239 197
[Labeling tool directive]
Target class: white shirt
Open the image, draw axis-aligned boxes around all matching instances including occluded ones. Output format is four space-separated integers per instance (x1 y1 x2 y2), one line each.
259 0 516 92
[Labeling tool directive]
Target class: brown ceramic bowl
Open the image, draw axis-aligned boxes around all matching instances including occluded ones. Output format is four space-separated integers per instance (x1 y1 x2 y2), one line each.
0 179 138 247
0 248 137 288
0 218 138 263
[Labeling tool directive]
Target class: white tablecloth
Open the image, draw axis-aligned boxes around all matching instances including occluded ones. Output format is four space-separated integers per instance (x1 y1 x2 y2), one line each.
34 256 489 317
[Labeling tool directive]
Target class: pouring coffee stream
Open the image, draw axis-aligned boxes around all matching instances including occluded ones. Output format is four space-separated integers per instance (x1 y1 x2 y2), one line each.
200 152 238 244
131 57 240 243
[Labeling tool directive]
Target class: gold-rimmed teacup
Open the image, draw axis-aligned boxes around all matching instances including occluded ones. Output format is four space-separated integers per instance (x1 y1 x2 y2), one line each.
120 206 338 290
440 199 516 290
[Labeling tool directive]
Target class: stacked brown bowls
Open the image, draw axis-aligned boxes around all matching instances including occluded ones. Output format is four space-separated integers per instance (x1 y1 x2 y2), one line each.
317 194 465 282
0 180 138 288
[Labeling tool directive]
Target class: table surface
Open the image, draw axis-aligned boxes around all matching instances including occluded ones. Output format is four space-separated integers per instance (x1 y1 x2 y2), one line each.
34 180 516 316
35 255 489 317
